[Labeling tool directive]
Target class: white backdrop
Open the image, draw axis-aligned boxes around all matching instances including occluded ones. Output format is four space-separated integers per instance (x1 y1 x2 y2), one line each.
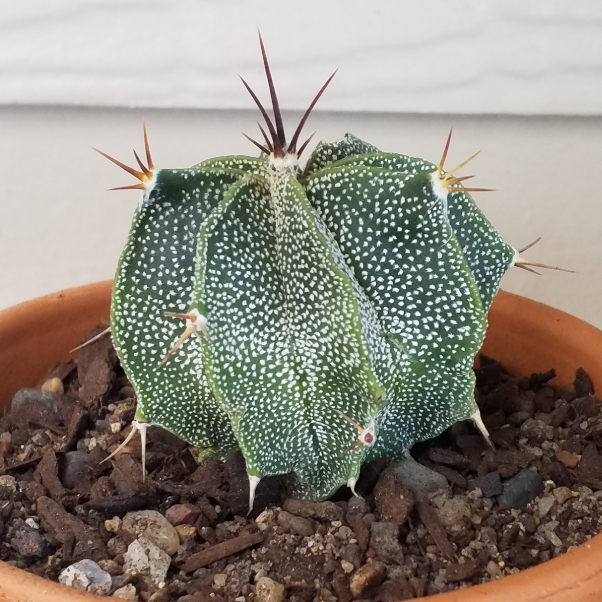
0 1 601 115
0 1 600 329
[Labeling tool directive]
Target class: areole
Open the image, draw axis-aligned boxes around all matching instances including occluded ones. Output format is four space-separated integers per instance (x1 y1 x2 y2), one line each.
0 281 601 601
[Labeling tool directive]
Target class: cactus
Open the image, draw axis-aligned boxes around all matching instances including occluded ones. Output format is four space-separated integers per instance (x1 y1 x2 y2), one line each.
99 36 570 504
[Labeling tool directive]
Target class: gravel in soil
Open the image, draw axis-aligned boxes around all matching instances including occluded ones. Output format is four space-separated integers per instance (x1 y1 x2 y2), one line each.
1 330 602 601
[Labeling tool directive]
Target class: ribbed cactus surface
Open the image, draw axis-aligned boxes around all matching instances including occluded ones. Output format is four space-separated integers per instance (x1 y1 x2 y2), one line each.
102 38 563 504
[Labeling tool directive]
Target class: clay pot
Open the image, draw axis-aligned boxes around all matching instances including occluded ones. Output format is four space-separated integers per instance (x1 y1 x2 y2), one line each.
0 281 600 601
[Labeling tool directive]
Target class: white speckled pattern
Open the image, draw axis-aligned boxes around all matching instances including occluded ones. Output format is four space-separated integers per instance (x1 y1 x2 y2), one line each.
112 133 519 499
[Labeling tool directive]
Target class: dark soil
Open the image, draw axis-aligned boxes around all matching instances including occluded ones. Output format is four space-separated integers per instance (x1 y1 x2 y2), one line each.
1 327 601 601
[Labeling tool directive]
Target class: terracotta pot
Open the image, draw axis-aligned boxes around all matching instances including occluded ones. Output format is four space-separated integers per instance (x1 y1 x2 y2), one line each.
0 281 600 602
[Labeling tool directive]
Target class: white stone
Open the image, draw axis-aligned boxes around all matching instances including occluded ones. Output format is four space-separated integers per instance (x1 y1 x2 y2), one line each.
113 584 138 600
59 559 112 595
537 495 556 518
545 527 563 548
124 537 171 587
255 577 285 602
255 510 274 524
553 487 574 505
105 517 122 533
122 510 179 555
437 498 472 529
0 475 17 493
25 518 39 530
341 560 354 574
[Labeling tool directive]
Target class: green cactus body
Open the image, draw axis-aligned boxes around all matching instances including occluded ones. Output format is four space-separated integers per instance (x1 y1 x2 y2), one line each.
302 134 379 178
111 164 258 452
191 162 404 498
304 161 486 458
103 40 553 502
303 134 516 312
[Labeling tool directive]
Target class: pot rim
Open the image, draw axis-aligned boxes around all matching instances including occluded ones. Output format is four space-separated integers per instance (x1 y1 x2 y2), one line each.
0 281 600 602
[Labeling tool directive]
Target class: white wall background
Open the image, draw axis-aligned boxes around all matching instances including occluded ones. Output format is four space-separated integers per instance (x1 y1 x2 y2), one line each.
0 1 600 328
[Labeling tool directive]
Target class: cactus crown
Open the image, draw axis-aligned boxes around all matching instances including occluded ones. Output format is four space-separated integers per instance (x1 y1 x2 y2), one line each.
240 34 336 162
101 35 569 505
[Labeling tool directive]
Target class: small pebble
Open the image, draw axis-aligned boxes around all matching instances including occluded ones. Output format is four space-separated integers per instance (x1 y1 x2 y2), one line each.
148 588 170 602
41 377 64 395
370 522 404 564
341 560 354 574
282 498 344 522
59 559 112 595
214 573 227 588
97 559 121 575
556 449 581 468
0 475 17 496
323 560 338 574
255 509 274 526
349 562 387 598
486 560 502 578
436 497 472 535
348 496 369 514
31 432 49 447
444 559 477 583
59 451 88 489
277 510 315 537
175 524 198 543
124 537 171 587
339 543 362 570
498 469 544 509
11 388 60 413
545 525 563 548
390 455 449 493
521 418 553 441
10 519 46 557
467 472 503 497
373 470 415 524
113 584 138 600
255 576 285 602
467 488 483 501
537 495 556 518
105 517 122 533
122 510 180 556
95 419 111 434
107 537 127 557
553 487 575 505
165 504 201 526
572 395 600 417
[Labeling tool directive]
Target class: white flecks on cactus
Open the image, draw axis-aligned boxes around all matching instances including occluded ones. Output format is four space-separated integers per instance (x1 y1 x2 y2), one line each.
312 134 517 312
193 171 385 499
101 36 565 501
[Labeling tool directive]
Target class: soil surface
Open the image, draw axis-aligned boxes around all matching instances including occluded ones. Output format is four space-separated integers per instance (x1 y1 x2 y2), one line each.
0 327 601 601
